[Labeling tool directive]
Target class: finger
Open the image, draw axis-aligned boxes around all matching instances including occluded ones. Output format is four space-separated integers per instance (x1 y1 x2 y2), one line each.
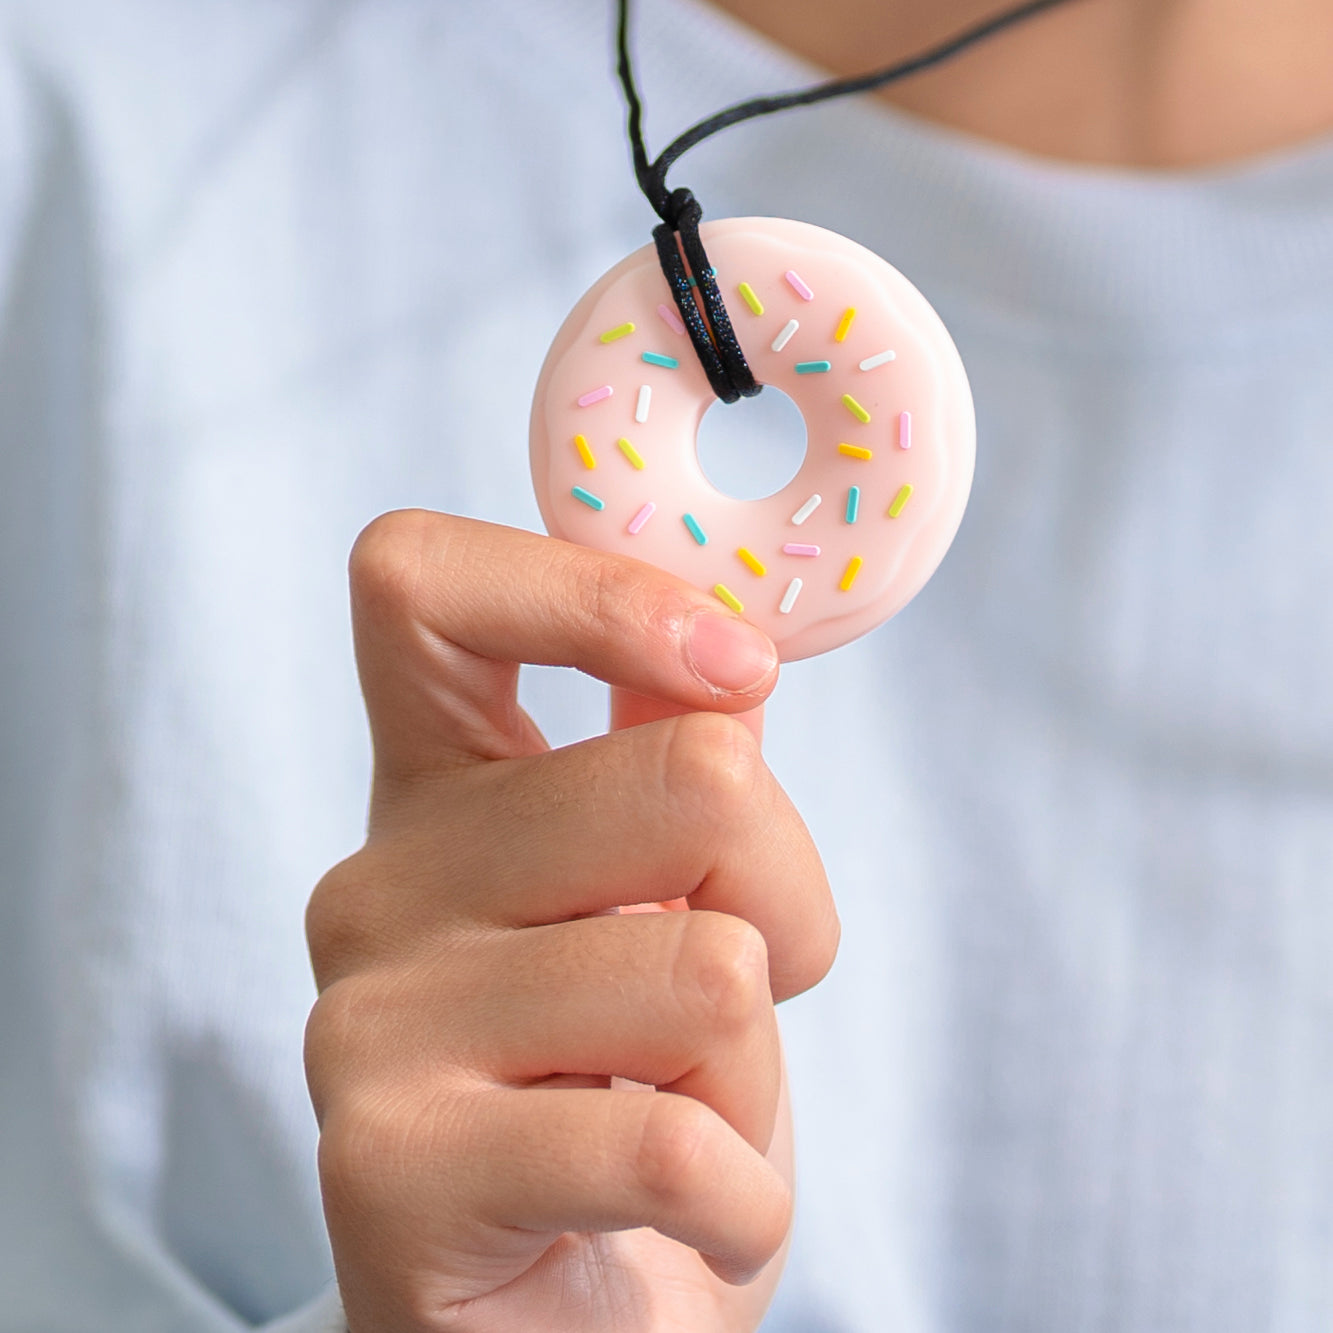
348 510 778 779
325 1084 793 1289
426 911 782 1154
367 711 837 1000
611 686 764 744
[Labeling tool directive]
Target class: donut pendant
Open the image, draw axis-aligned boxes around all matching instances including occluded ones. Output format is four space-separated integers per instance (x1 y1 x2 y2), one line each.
529 217 975 661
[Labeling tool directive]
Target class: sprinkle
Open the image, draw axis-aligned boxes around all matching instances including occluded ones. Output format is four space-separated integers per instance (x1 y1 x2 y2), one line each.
627 501 656 534
842 393 871 423
785 269 814 301
577 384 613 407
834 308 857 343
642 351 679 369
617 437 645 470
714 583 744 614
791 494 822 525
782 542 821 557
795 360 832 374
859 349 896 371
635 384 652 424
657 303 686 335
571 486 604 510
838 443 873 461
600 321 635 343
771 319 800 352
839 556 864 591
845 486 860 523
779 578 803 614
682 513 708 545
887 484 914 518
738 282 765 316
898 410 912 450
737 547 767 576
572 434 596 469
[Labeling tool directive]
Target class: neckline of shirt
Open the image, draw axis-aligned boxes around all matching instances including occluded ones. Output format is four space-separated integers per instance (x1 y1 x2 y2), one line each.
633 0 1333 336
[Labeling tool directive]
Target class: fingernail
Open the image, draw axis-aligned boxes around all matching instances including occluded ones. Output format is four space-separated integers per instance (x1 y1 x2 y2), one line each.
684 610 778 693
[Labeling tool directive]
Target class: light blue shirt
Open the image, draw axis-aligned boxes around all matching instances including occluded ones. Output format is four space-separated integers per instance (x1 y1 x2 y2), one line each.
2 1 1331 1328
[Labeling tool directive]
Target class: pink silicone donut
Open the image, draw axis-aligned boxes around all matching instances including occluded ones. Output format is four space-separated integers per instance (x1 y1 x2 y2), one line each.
529 217 975 661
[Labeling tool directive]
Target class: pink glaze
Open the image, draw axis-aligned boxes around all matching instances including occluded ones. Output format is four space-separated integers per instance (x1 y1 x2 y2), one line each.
529 217 975 661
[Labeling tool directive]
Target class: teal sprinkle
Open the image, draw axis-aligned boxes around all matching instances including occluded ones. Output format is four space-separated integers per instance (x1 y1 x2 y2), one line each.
571 486 605 511
686 276 698 288
641 351 680 369
845 486 861 523
682 513 708 545
794 360 832 374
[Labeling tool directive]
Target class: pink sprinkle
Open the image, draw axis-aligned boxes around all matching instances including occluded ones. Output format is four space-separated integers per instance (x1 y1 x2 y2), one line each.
898 410 912 449
784 270 814 301
657 303 686 335
627 502 656 535
782 542 821 557
577 384 613 408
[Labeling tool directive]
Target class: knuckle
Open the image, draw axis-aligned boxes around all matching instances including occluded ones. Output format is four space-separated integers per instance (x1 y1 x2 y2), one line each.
319 1085 457 1204
660 711 761 827
305 856 378 983
303 976 365 1114
675 912 771 1034
635 1095 716 1210
348 509 435 625
563 546 680 652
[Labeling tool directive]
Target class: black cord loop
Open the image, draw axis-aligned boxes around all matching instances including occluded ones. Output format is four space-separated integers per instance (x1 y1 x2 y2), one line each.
615 0 1084 398
653 188 759 403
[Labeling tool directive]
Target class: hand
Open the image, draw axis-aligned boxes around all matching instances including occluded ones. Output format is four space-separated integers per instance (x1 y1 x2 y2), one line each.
304 511 839 1331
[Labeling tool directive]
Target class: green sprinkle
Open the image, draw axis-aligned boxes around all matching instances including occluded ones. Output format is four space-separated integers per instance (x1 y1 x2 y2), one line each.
682 513 708 545
642 351 680 369
795 360 832 374
842 393 871 424
571 486 605 511
737 282 764 316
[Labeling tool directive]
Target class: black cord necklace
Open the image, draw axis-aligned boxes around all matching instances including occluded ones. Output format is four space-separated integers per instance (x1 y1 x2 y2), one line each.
615 0 1085 402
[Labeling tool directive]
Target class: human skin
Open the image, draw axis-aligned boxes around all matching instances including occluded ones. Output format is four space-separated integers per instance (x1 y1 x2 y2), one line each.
713 0 1333 168
305 4 1333 1330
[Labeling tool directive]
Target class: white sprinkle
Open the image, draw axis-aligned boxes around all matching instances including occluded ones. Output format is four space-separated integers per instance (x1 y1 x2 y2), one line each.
635 384 651 423
779 578 803 615
859 349 897 371
771 319 799 352
791 494 822 525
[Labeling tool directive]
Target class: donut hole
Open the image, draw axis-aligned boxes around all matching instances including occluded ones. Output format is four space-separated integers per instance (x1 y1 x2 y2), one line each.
695 386 808 501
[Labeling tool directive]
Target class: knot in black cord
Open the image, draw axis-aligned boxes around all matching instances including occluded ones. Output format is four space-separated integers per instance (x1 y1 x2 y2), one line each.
616 0 1085 403
652 188 760 405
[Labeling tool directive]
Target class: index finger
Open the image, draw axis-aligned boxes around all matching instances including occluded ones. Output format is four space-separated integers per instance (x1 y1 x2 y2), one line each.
349 510 779 779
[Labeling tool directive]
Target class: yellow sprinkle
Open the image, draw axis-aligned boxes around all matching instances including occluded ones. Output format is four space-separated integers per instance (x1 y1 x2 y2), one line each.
839 556 864 591
713 583 744 614
600 321 636 343
738 282 765 316
887 484 914 518
834 307 857 342
573 434 596 469
838 443 873 461
617 437 646 470
842 393 871 423
737 547 767 577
